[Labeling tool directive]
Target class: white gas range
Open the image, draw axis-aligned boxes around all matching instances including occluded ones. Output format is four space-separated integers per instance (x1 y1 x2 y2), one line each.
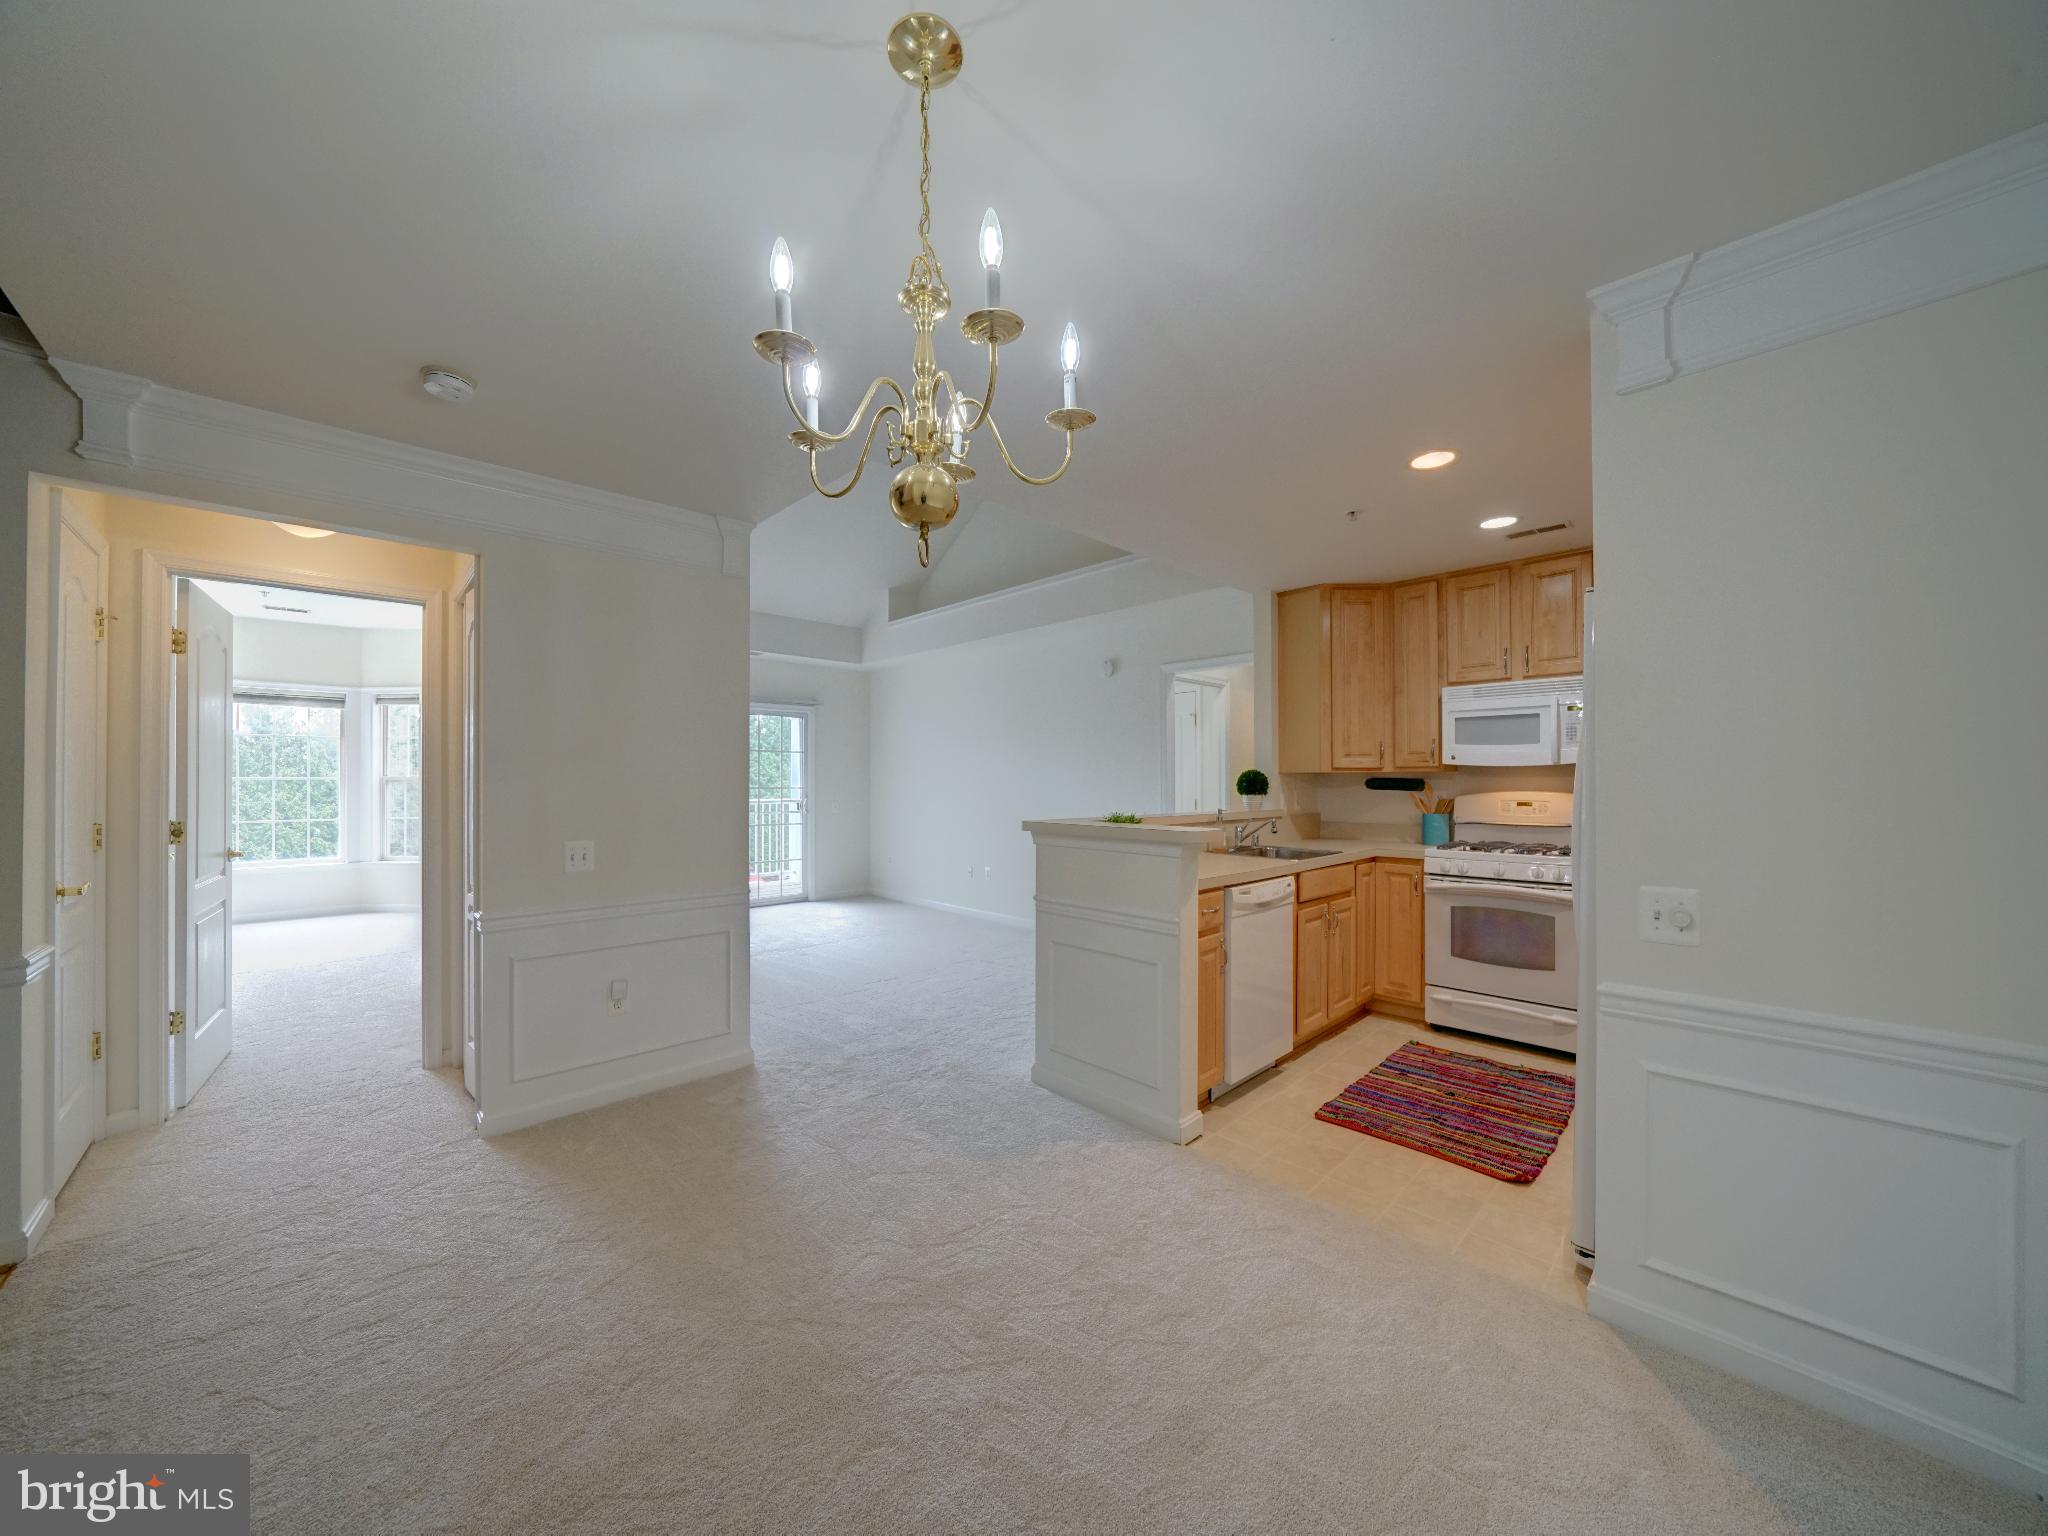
1422 790 1578 1054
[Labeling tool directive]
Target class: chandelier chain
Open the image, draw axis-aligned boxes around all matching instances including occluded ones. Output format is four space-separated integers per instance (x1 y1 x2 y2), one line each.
909 63 943 289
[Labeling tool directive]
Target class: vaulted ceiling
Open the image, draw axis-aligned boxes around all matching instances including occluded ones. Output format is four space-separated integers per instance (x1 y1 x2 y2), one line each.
3 1 2042 605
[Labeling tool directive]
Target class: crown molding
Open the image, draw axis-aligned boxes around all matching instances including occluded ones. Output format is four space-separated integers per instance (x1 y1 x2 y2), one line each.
45 361 730 570
1590 123 2048 394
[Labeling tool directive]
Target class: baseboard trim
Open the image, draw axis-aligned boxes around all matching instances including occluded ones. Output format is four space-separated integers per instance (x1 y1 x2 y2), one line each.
2 1198 56 1264
100 1111 145 1138
475 1045 755 1137
1588 1282 2047 1501
872 892 1032 930
1030 1062 1202 1144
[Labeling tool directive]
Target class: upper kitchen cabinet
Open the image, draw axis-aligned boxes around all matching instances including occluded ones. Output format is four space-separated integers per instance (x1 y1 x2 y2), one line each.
1389 580 1441 769
1276 548 1591 774
1329 587 1389 770
1514 551 1593 678
1277 585 1388 773
1442 566 1513 685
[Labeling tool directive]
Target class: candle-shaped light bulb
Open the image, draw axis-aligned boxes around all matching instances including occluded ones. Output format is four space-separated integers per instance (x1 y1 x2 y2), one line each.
1059 322 1081 409
768 236 794 331
978 207 1004 309
801 358 821 431
947 401 968 460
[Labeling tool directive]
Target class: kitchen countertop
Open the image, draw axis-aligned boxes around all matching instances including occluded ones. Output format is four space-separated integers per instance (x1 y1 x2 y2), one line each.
1199 835 1427 891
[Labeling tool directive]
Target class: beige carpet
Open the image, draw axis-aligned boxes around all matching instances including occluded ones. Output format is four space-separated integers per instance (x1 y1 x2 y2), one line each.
3 901 2041 1534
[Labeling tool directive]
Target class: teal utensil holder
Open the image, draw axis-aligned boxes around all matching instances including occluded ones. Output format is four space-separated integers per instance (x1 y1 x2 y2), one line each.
1420 812 1451 847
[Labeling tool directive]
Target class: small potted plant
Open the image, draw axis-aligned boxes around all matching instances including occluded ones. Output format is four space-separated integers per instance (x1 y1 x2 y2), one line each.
1234 768 1270 814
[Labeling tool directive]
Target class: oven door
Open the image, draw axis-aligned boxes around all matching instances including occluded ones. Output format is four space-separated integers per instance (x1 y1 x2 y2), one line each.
1441 696 1561 766
1425 875 1577 1010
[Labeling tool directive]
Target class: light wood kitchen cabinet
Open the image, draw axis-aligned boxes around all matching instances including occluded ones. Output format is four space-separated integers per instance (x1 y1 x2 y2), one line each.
1275 586 1388 772
1373 860 1425 1006
1389 579 1442 769
1326 894 1360 1022
1295 900 1331 1041
1353 862 1375 1006
1514 551 1592 679
1328 587 1389 770
1197 928 1225 1094
1443 566 1513 684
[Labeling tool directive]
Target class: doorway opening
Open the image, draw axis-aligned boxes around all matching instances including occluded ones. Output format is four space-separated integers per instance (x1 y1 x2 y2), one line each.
1162 654 1254 815
34 481 476 1209
173 578 427 1108
748 704 813 905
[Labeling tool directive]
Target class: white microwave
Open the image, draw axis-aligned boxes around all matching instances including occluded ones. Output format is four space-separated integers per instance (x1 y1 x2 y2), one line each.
1441 677 1583 766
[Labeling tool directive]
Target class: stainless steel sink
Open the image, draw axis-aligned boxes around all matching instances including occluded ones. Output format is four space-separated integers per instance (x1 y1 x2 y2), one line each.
1234 845 1326 860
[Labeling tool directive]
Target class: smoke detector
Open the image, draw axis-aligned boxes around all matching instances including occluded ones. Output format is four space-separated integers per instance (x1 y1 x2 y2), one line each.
419 367 475 403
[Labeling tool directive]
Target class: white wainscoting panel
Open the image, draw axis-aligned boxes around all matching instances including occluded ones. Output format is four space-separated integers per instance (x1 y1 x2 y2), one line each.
1027 829 1204 1144
2 948 57 1261
474 890 751 1136
1590 983 2048 1498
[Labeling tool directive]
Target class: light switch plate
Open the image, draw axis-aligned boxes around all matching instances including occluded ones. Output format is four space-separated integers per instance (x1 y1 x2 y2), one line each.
566 839 596 875
1639 885 1701 945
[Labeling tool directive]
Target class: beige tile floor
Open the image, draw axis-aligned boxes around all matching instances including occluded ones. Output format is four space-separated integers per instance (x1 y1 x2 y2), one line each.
1190 1012 1590 1309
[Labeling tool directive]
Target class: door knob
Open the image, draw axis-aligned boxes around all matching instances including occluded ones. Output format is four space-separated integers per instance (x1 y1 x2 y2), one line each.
55 882 91 898
225 849 245 860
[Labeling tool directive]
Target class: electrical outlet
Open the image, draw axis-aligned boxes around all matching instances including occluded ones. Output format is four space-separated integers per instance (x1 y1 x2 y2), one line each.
608 979 628 1016
1639 886 1701 945
566 839 596 875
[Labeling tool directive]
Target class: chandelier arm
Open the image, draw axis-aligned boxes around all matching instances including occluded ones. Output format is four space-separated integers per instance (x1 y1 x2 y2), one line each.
782 366 908 444
982 411 1074 487
807 404 903 499
953 342 997 432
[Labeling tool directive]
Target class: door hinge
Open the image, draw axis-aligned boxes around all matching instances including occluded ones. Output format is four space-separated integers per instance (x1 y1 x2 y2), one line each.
92 821 103 851
90 1030 103 1062
170 627 187 655
95 607 107 640
168 820 185 846
167 1010 185 1037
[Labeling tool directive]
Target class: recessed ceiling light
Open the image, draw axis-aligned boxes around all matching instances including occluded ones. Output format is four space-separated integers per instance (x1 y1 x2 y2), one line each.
420 366 476 403
1480 515 1519 530
1410 449 1456 470
271 522 337 539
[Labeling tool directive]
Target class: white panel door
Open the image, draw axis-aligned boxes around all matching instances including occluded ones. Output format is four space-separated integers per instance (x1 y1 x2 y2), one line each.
52 512 107 1190
175 581 236 1106
461 584 479 1101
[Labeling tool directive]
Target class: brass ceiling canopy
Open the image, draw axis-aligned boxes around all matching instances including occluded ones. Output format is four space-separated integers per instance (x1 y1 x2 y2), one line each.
753 12 1097 567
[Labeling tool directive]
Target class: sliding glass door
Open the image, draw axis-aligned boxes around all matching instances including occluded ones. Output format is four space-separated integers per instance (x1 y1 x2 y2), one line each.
748 706 812 905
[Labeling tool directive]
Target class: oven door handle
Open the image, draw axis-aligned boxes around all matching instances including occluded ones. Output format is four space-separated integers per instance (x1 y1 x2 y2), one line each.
1424 876 1574 902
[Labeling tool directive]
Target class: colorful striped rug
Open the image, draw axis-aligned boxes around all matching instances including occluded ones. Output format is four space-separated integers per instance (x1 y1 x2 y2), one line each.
1314 1040 1575 1182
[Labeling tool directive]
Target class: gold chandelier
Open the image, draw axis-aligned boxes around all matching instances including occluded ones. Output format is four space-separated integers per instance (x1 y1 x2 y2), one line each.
753 12 1097 567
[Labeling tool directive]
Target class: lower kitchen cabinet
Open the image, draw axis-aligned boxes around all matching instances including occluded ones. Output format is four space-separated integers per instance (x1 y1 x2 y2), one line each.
1373 860 1425 1006
1296 876 1362 1044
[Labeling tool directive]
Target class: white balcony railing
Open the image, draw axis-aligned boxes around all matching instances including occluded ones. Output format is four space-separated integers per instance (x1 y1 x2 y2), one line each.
748 796 806 902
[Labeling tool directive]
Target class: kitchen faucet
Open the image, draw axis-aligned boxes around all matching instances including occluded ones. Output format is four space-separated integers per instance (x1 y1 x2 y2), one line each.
1227 817 1281 853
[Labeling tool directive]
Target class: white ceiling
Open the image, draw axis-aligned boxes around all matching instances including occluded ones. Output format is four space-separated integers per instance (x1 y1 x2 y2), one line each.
3 2 2043 602
193 579 422 631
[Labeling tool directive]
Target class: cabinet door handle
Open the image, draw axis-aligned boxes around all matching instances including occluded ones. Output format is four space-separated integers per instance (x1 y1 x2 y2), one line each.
1412 873 1421 895
1501 646 1507 672
1524 643 1530 672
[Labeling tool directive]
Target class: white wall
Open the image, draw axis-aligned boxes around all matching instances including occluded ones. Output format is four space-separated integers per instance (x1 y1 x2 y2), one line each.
1588 266 2048 1494
233 614 422 689
1592 269 2047 1044
868 588 1255 924
749 656 869 899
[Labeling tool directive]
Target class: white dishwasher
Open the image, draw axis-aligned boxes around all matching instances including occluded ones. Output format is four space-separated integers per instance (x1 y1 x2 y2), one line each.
1219 876 1296 1092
